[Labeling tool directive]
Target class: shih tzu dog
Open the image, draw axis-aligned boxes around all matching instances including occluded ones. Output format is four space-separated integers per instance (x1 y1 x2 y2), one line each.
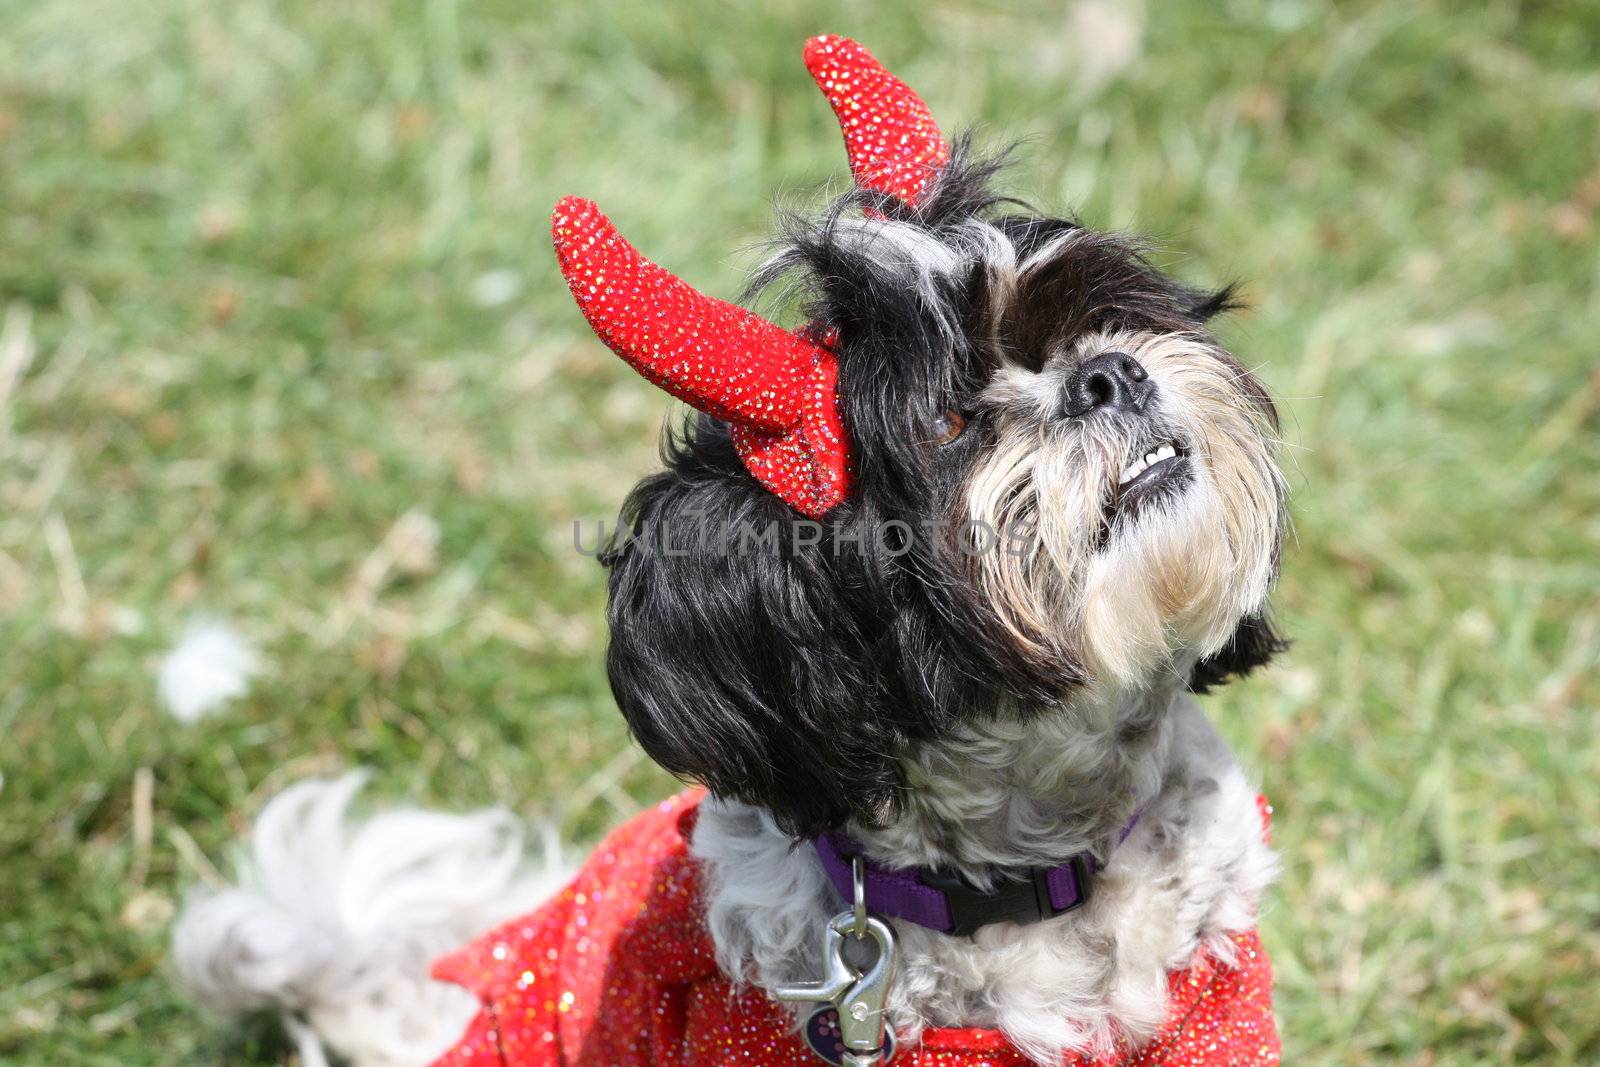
175 34 1287 1067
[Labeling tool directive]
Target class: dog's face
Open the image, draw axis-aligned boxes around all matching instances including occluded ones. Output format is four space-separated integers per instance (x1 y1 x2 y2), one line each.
602 151 1285 837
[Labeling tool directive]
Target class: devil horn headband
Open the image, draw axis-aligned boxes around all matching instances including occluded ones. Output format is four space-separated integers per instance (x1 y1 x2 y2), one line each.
551 36 948 517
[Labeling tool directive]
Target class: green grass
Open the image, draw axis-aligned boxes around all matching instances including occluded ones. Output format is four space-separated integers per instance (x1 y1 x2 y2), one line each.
2 1 1597 1063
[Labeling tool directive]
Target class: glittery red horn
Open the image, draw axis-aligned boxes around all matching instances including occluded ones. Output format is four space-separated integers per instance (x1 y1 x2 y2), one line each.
551 196 849 518
804 35 950 206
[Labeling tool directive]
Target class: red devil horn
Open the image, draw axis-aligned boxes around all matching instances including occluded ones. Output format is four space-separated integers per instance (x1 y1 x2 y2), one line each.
552 196 817 432
552 196 849 517
804 35 950 206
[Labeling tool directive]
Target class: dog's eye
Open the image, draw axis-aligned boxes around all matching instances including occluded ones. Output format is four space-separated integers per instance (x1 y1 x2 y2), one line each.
929 409 967 446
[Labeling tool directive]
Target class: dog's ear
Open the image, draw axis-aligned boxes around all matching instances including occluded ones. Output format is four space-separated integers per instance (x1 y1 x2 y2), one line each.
601 423 914 839
1185 281 1244 324
1187 612 1288 694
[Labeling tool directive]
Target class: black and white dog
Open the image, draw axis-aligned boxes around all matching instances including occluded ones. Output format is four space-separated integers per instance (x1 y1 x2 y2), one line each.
175 35 1286 1067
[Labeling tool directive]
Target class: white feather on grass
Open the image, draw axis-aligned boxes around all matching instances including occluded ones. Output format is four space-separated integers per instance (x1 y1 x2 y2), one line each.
157 618 261 723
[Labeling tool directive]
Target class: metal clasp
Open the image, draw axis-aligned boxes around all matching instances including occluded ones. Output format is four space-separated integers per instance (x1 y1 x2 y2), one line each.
775 856 898 1065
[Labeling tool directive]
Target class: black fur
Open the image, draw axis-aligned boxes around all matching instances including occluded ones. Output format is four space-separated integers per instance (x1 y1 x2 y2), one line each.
1188 614 1291 694
600 144 1282 838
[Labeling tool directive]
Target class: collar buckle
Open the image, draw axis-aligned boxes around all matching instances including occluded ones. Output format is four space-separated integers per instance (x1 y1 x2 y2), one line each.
921 854 1093 938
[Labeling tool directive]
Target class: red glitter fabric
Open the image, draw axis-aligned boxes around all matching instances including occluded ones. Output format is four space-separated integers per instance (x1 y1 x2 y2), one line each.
803 35 951 206
550 197 848 518
429 791 1281 1067
550 35 951 519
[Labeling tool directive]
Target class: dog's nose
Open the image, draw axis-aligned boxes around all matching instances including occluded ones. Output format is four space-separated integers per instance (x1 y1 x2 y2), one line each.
1061 353 1153 418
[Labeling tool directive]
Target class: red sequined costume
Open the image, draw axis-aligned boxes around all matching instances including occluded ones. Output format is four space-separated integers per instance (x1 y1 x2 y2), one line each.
430 790 1280 1067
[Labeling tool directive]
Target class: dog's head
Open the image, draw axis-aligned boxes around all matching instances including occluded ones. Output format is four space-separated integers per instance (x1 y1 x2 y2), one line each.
561 37 1286 838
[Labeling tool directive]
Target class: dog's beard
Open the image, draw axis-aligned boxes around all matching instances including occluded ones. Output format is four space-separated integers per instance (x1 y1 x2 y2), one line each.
965 330 1283 687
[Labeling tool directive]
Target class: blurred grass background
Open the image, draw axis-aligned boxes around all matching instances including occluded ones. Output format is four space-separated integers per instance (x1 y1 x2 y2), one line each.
2 0 1597 1063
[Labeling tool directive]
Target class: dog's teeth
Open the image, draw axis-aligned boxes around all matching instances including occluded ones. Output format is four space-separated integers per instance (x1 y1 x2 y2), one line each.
1118 443 1184 489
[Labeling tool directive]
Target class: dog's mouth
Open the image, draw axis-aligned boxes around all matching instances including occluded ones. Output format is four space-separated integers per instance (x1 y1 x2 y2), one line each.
1114 439 1189 500
1095 437 1193 541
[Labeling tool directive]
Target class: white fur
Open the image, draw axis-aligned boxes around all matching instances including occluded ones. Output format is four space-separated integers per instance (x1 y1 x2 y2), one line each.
694 694 1276 1065
973 328 1284 686
172 773 569 1067
810 216 1021 354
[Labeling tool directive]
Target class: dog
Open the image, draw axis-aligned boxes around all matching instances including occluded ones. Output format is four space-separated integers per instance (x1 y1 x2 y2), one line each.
174 34 1287 1067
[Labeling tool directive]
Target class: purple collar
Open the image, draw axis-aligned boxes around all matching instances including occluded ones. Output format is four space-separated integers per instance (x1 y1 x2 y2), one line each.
814 815 1140 938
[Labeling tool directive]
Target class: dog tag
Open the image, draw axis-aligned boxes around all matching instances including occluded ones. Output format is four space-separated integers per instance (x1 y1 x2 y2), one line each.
775 854 898 1066
775 910 897 1066
803 1003 897 1065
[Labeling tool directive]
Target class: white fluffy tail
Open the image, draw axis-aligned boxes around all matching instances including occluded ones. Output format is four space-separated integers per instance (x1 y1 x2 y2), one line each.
172 773 571 1067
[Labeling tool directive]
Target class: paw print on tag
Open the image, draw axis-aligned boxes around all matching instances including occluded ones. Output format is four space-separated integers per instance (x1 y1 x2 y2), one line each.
803 1004 897 1064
